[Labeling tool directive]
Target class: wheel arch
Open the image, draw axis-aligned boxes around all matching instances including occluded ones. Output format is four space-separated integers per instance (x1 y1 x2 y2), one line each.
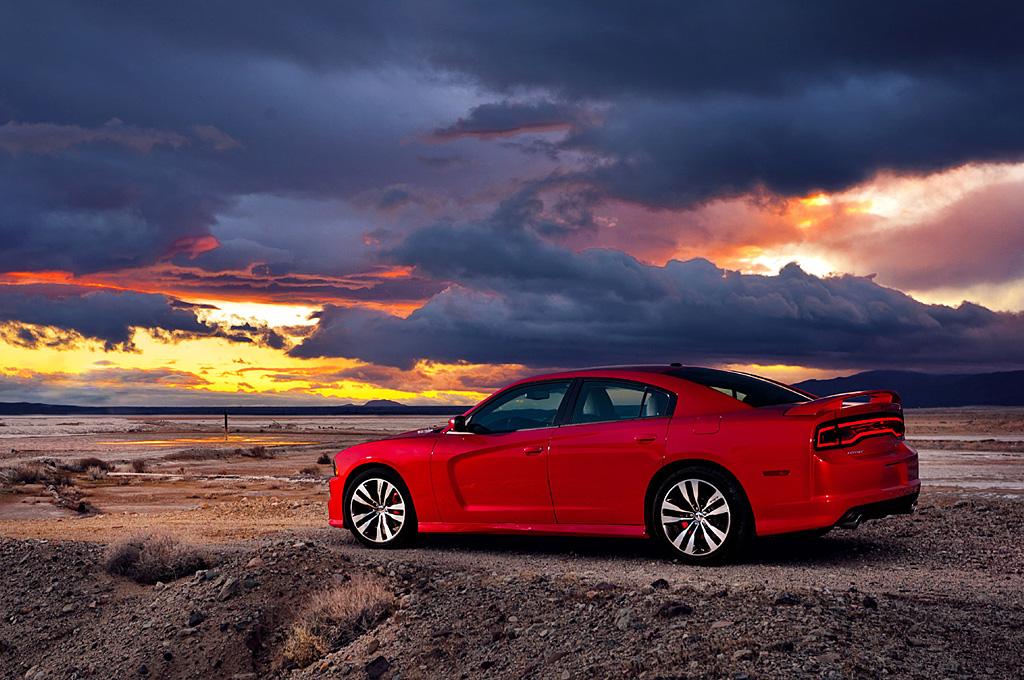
644 458 754 537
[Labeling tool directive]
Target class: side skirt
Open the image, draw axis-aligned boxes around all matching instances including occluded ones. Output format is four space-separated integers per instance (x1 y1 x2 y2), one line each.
417 522 648 539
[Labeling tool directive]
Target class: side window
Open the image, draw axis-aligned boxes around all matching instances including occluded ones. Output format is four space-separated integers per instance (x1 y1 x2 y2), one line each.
572 381 669 424
469 381 571 434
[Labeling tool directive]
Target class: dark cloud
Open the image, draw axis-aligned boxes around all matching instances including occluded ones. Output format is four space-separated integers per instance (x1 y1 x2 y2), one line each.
0 285 213 351
427 101 590 141
0 285 290 351
292 221 1024 371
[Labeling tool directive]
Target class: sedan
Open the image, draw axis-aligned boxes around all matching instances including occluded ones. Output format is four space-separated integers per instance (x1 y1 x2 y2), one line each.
328 365 920 564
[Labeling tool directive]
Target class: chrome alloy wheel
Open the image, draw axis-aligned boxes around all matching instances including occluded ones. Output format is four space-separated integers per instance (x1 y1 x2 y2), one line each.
659 478 732 556
350 477 407 544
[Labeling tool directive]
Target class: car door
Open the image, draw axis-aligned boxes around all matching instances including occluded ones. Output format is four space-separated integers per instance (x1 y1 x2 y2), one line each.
547 380 672 525
430 380 572 524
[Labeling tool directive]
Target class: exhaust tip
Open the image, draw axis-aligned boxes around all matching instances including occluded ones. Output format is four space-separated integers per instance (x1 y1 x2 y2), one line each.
838 512 863 530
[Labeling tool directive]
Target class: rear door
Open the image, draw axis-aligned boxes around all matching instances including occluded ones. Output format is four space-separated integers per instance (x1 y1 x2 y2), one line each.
547 380 672 525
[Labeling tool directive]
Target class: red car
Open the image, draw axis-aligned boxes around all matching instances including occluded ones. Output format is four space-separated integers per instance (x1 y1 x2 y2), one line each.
328 365 920 564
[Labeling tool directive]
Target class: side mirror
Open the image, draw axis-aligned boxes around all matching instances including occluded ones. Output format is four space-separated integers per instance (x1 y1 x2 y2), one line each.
448 415 467 432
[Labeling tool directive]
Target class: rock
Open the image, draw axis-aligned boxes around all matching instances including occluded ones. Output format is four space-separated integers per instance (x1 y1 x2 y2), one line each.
656 601 693 618
61 604 75 613
546 651 570 664
861 595 878 609
188 611 207 627
138 664 149 676
366 638 380 654
217 577 239 601
244 557 264 569
203 570 220 581
365 656 390 680
732 649 754 661
774 592 801 606
650 578 670 590
594 581 615 591
242 577 258 589
614 608 632 630
710 620 735 630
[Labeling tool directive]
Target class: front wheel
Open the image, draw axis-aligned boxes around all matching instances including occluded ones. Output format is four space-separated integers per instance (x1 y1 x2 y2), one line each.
344 469 417 548
651 466 751 564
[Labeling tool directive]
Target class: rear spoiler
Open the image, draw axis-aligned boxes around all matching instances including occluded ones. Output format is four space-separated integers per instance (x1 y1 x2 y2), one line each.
785 390 900 416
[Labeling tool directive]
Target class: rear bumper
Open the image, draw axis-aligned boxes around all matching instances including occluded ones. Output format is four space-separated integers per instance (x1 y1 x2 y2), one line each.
755 439 920 536
834 490 919 529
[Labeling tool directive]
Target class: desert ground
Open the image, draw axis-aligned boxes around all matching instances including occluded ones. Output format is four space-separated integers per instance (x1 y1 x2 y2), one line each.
0 409 1022 679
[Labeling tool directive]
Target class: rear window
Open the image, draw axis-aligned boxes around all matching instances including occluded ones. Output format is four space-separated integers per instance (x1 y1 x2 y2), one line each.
666 367 811 408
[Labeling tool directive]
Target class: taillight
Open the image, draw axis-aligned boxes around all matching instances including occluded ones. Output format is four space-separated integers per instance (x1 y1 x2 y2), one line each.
814 415 904 450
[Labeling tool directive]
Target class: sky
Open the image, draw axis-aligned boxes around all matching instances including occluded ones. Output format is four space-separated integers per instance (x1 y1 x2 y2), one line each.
2 1 1024 406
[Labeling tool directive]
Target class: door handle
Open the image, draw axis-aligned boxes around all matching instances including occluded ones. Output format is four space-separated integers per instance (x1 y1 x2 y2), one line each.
634 435 657 443
523 446 544 455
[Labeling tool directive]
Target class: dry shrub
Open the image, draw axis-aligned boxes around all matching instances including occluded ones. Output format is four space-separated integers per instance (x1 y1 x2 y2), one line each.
130 459 149 473
104 533 210 585
241 445 275 459
282 623 327 669
282 574 394 669
8 463 45 485
86 466 108 481
78 457 113 472
316 453 331 465
50 469 75 487
299 466 321 476
163 448 222 461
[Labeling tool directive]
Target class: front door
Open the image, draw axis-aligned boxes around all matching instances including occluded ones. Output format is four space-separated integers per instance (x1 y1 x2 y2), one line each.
430 380 572 524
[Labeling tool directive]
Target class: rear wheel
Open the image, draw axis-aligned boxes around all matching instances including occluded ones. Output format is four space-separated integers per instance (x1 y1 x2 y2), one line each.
344 469 417 548
651 466 751 564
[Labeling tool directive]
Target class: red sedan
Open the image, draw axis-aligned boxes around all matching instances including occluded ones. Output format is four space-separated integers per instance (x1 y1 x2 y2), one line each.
328 365 920 564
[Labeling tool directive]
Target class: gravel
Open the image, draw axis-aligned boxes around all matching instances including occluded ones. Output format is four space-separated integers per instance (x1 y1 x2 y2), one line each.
1 488 1020 680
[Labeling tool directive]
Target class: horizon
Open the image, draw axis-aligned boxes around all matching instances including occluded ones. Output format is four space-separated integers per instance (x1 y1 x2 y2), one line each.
4 3 1024 407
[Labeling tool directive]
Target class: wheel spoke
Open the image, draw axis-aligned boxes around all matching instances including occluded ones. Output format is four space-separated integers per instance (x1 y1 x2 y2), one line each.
354 511 376 533
702 490 724 512
662 499 686 515
705 504 729 517
685 479 701 510
353 485 376 508
672 521 697 550
702 521 727 547
381 515 394 541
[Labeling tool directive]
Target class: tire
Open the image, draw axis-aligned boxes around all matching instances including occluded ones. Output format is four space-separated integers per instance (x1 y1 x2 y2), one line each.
650 466 751 565
344 468 417 549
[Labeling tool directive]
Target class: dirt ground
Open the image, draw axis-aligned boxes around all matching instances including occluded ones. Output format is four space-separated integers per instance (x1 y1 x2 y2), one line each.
0 410 1021 679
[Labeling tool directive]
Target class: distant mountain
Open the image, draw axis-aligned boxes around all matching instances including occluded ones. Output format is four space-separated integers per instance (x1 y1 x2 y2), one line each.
363 399 407 408
794 370 1024 408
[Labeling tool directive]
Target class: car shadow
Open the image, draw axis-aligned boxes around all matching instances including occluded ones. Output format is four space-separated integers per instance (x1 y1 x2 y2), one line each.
391 529 907 568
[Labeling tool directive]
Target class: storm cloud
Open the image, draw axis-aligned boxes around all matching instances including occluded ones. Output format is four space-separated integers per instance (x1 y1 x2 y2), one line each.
292 220 1024 371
